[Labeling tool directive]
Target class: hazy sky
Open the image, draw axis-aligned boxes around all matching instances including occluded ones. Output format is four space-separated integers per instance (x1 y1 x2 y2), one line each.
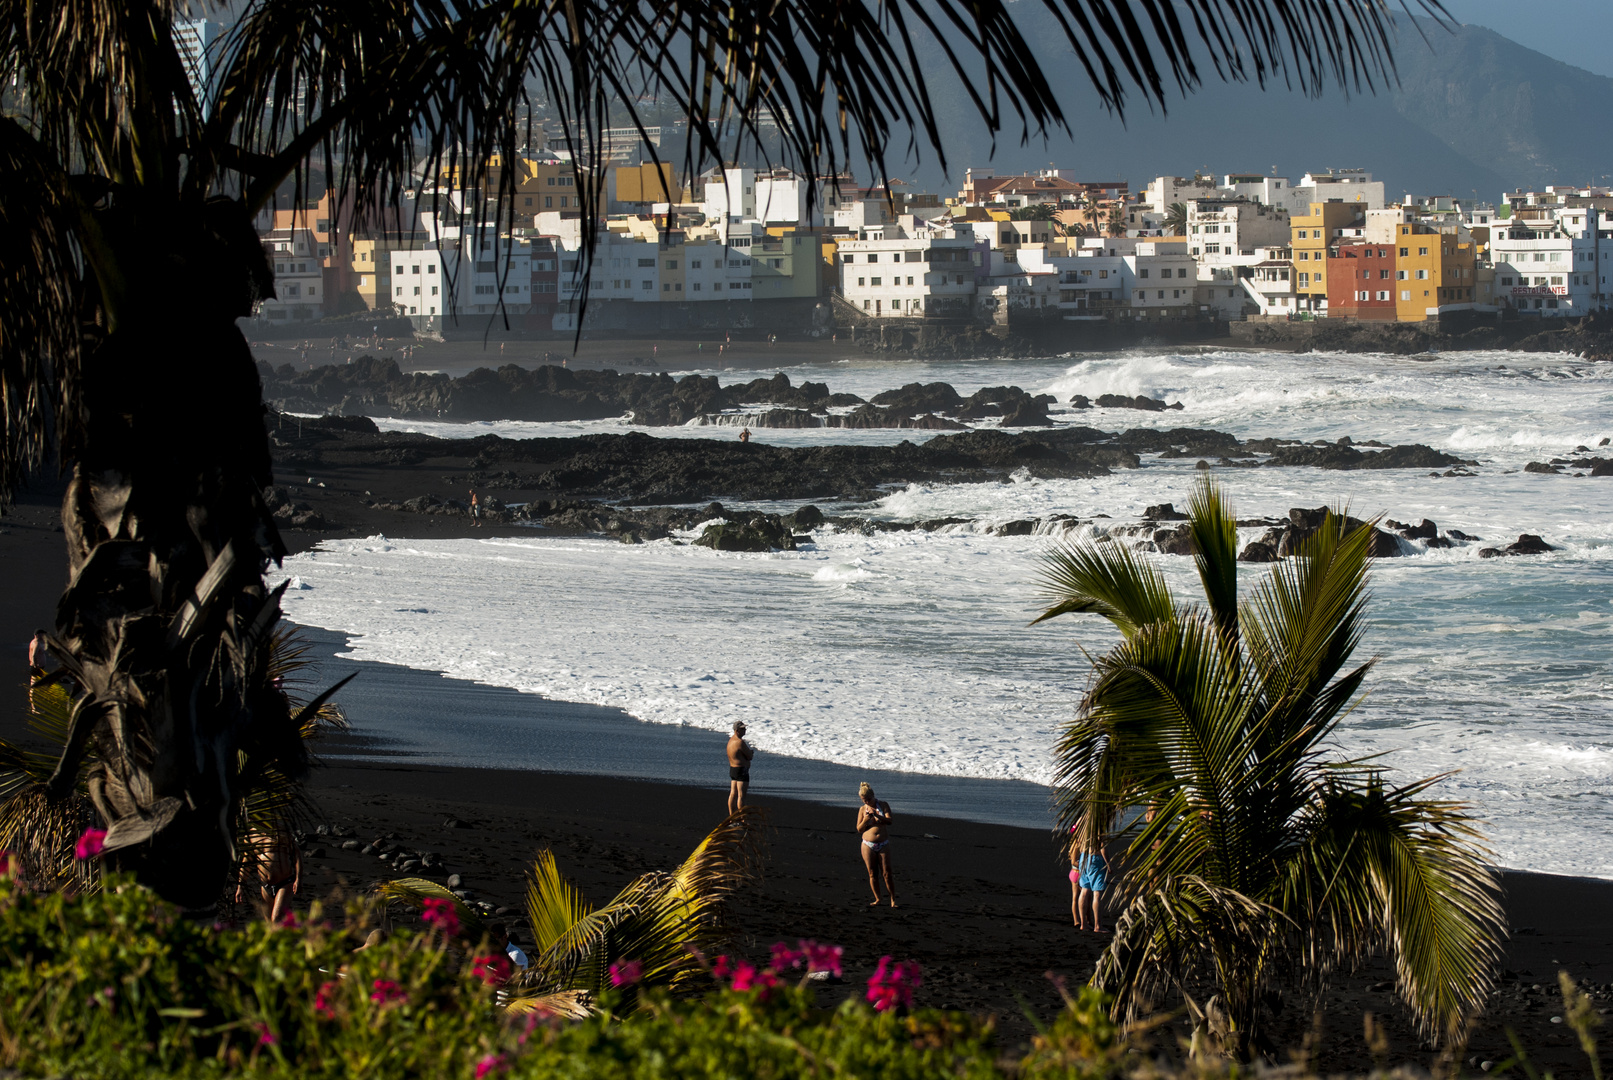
1435 0 1613 77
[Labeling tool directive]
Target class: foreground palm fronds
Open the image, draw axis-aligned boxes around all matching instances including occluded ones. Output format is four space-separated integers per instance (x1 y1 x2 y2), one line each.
0 628 348 900
508 807 766 1011
1035 476 1505 1059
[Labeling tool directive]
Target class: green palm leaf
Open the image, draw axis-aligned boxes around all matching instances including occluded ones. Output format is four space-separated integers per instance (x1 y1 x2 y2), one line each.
1033 538 1177 635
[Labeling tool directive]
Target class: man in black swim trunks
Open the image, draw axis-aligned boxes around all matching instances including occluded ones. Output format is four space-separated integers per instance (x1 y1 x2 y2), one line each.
726 721 754 816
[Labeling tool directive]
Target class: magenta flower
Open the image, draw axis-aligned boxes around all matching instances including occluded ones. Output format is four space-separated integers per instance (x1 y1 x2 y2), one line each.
74 828 107 860
609 959 643 988
420 897 461 937
712 955 733 979
474 1053 509 1078
770 942 805 970
728 960 780 995
866 956 922 1012
0 850 18 878
314 980 338 1019
803 941 844 978
255 1022 278 1047
369 979 407 1006
276 909 300 929
471 954 513 986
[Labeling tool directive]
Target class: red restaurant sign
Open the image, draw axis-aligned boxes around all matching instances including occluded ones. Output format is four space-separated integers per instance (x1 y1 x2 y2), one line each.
1511 285 1568 296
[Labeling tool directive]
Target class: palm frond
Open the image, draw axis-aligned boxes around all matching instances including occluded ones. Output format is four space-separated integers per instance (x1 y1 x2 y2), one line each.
517 807 765 1002
1033 539 1177 635
1280 775 1504 1044
374 876 487 940
501 989 594 1020
1186 477 1240 651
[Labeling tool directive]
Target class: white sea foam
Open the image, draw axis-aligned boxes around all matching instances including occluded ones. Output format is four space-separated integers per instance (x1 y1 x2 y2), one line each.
281 350 1613 878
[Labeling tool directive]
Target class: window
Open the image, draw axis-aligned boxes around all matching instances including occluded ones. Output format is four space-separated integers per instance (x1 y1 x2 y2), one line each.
664 283 671 292
412 265 420 274
867 254 879 263
772 259 784 268
638 258 655 267
1400 290 1411 301
545 197 552 207
524 197 532 207
395 286 402 296
1157 291 1164 299
409 306 417 314
1173 289 1181 298
430 286 438 296
559 197 568 208
665 260 678 269
863 300 871 310
506 285 521 294
1397 270 1406 280
675 283 682 291
1416 269 1428 280
691 259 702 269
412 286 420 295
1380 270 1391 280
857 277 865 286
871 277 882 286
1376 291 1390 301
1298 251 1309 261
1534 253 1546 261
1551 276 1563 285
547 177 555 186
1139 269 1150 278
1297 229 1308 239
692 283 702 291
641 280 652 290
906 276 913 285
1418 247 1429 256
1135 290 1145 300
1399 247 1409 257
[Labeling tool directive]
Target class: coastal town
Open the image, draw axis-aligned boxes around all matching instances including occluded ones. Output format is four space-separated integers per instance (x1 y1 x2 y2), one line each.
250 145 1611 335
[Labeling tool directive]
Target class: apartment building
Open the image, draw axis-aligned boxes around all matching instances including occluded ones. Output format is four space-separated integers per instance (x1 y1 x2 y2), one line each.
1391 223 1477 320
389 236 532 324
257 228 326 322
837 231 981 317
1187 199 1290 264
1290 202 1365 312
1326 242 1399 320
1489 205 1607 316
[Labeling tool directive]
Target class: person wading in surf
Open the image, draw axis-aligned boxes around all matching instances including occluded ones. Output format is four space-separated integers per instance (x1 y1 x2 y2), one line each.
726 722 754 815
856 782 898 907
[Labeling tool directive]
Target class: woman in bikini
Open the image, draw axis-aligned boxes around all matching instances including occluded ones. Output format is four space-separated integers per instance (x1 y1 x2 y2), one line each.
856 782 898 908
235 823 300 923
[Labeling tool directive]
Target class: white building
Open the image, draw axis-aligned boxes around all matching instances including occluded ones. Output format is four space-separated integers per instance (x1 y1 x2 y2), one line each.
700 167 822 227
390 235 532 324
257 228 325 323
1222 170 1385 216
837 228 980 317
1489 206 1609 317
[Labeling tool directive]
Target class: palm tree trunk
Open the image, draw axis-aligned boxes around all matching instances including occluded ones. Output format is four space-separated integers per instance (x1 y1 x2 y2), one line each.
44 197 301 909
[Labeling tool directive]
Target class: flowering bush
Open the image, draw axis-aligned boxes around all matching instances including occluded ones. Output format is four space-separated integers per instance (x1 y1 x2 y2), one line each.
866 955 923 1012
472 954 514 986
608 959 643 988
420 897 461 937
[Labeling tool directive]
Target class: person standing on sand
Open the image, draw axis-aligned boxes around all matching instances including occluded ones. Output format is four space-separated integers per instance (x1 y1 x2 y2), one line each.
469 489 481 527
27 630 50 673
856 782 898 907
1069 825 1108 932
726 722 754 815
236 824 300 923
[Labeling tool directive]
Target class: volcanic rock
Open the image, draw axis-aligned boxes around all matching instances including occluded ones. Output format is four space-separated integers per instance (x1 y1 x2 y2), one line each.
695 516 796 552
1524 461 1560 474
1094 393 1182 412
1143 502 1189 521
1237 541 1281 563
1505 534 1556 555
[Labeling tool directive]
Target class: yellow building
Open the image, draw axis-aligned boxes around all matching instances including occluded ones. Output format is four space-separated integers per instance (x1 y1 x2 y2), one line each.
1290 202 1364 312
613 163 677 206
1392 223 1477 321
349 239 391 311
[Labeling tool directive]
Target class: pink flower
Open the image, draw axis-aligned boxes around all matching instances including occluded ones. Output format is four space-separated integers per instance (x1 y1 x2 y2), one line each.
728 960 779 995
0 851 18 878
276 909 300 929
314 980 338 1019
609 959 643 988
770 942 805 970
74 829 107 860
475 1053 509 1078
369 979 406 1006
471 954 513 986
255 1022 278 1047
803 941 844 978
712 955 733 979
866 956 922 1012
420 897 460 937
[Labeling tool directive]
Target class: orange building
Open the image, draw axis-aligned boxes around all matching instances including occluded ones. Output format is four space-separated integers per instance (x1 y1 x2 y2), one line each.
1391 223 1477 321
1326 242 1398 320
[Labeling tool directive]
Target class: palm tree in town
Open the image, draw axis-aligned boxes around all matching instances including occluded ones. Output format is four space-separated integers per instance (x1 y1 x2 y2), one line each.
1033 478 1503 1060
1105 204 1128 237
0 0 1445 906
1164 202 1189 236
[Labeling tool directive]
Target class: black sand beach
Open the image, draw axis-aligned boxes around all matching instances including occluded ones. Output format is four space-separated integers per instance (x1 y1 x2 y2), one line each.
5 474 1613 1073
